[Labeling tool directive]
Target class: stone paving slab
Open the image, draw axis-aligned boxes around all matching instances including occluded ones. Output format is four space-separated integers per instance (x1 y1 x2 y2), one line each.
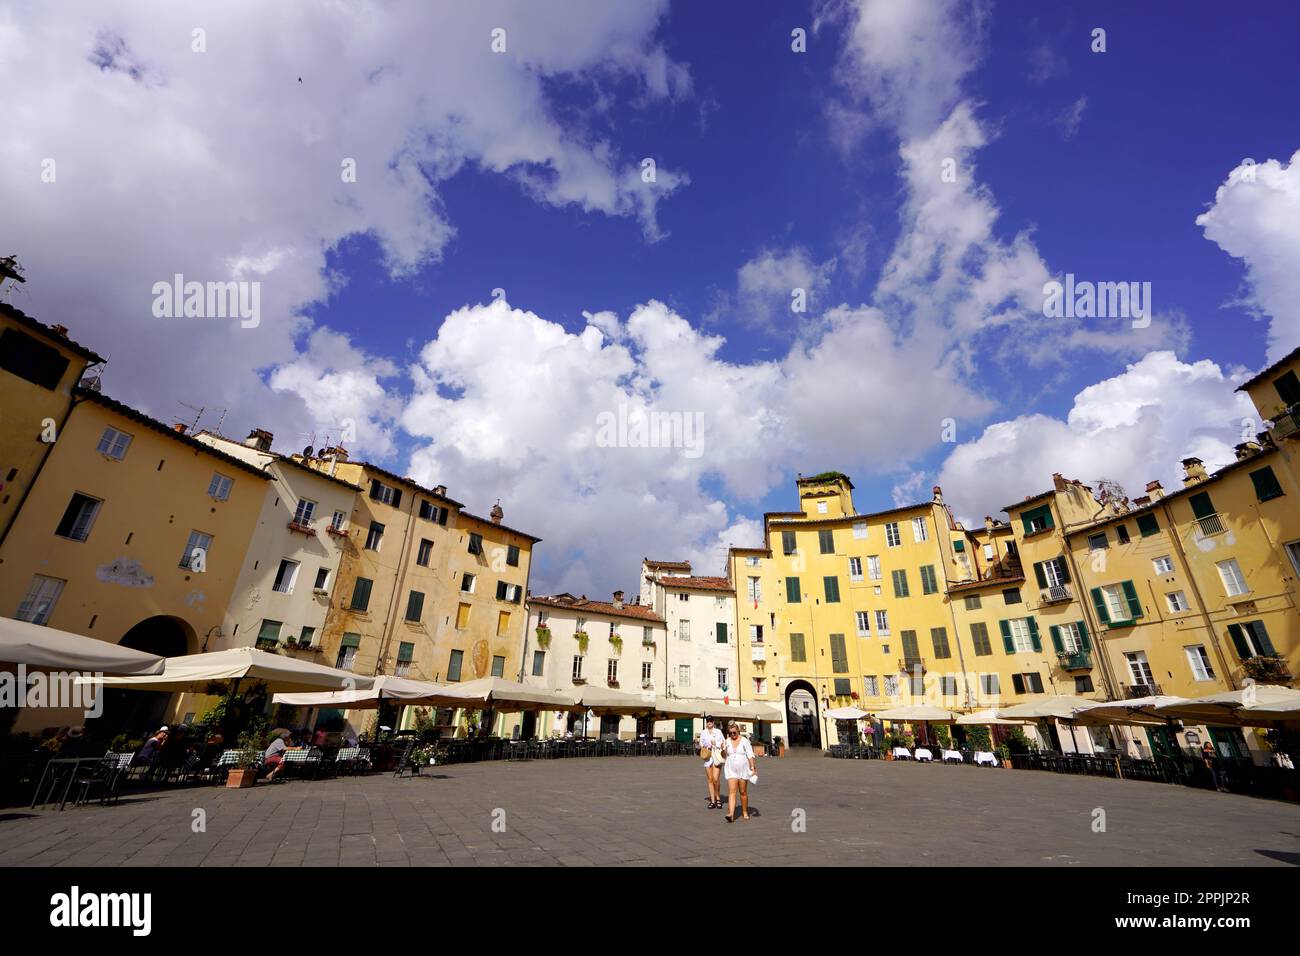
2 751 1299 866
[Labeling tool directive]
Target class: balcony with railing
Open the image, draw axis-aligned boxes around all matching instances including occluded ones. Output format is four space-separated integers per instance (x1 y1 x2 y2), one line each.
1268 404 1300 440
1242 655 1292 684
899 657 926 674
1192 513 1227 537
1057 649 1092 671
1040 583 1073 605
1123 681 1162 698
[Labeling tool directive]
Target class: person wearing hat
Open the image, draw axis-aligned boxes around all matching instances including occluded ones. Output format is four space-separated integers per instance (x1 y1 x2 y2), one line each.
698 716 725 809
133 726 169 766
264 729 292 781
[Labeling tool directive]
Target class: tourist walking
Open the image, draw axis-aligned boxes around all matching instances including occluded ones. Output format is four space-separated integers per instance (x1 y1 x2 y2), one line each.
699 716 724 809
1201 742 1228 792
722 721 756 822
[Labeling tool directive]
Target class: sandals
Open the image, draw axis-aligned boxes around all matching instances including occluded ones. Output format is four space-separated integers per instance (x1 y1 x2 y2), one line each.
725 814 733 823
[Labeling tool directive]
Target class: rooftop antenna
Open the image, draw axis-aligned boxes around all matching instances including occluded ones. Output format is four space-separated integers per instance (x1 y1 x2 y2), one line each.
0 255 27 301
178 400 205 433
80 353 109 392
212 408 228 435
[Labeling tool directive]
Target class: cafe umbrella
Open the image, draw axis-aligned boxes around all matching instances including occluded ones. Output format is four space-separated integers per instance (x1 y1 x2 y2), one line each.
996 695 1099 752
82 646 375 694
873 704 962 748
1 615 164 675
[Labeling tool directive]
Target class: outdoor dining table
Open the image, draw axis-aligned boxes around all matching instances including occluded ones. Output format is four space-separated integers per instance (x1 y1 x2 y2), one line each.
891 747 911 760
29 756 117 811
941 749 963 763
973 751 998 767
913 747 934 762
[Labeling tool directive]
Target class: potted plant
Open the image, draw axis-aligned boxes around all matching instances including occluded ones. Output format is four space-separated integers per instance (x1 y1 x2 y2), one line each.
997 743 1012 769
227 726 265 788
608 633 623 654
574 630 589 654
772 735 785 757
535 625 552 649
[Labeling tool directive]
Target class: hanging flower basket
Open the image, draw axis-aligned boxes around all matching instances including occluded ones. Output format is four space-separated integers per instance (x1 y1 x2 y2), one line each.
535 626 552 648
574 631 589 654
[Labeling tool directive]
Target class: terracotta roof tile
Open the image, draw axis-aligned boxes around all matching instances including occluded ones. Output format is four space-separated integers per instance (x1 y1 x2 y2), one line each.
528 594 665 624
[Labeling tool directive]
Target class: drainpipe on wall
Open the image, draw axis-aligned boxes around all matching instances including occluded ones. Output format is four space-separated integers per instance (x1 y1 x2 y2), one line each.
515 553 535 683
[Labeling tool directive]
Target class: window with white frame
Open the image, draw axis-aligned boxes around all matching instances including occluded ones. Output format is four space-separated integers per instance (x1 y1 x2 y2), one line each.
607 659 618 684
885 523 901 547
747 576 761 602
1099 583 1131 621
642 661 654 686
912 517 928 542
272 558 299 593
749 624 763 644
1166 590 1189 613
745 556 760 567
331 510 346 531
716 667 728 690
816 500 828 514
1008 618 1034 653
15 575 65 625
855 611 870 636
1042 558 1068 588
853 521 867 539
1058 622 1084 653
207 473 233 501
314 567 330 590
1124 651 1154 687
678 620 690 641
293 498 317 525
983 543 995 560
1152 555 1174 575
572 656 584 682
1185 645 1215 681
863 676 878 696
461 572 476 593
55 493 102 542
678 664 691 687
848 557 863 582
96 426 132 461
179 530 212 569
867 556 881 580
874 609 890 635
1216 558 1248 596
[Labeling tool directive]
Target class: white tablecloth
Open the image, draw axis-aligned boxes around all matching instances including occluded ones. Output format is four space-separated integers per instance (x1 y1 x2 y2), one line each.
914 748 933 762
942 749 963 763
974 751 997 767
891 747 911 760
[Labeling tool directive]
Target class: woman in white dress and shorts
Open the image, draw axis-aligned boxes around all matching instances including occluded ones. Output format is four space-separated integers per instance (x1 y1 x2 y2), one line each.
699 716 725 809
722 721 756 822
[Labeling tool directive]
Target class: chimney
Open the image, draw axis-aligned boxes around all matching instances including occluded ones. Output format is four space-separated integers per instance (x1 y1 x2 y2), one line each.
1180 457 1208 487
52 324 69 338
245 428 273 452
172 422 187 434
984 515 995 532
1233 441 1262 461
490 500 504 524
931 485 943 504
1051 472 1070 493
320 444 348 463
1132 495 1152 507
1145 480 1164 501
433 484 447 497
612 590 625 609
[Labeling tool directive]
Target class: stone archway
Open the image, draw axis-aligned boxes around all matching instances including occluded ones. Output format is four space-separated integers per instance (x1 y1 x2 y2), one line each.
784 679 821 748
97 616 196 737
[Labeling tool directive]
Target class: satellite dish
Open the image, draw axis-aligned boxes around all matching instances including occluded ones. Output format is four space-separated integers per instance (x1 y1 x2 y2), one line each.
303 446 314 458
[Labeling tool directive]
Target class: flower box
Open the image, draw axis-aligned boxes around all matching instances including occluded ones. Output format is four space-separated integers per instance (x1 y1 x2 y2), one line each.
287 520 317 537
225 768 257 789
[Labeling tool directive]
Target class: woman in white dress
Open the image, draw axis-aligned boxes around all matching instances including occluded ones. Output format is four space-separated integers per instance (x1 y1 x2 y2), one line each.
698 716 725 809
722 721 756 822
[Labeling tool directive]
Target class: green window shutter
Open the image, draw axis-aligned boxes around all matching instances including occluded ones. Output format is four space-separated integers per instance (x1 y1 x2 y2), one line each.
786 577 801 603
351 577 373 612
1027 616 1041 651
953 540 965 552
930 627 949 658
1249 467 1283 502
819 529 834 554
1076 619 1091 651
406 590 424 621
1121 580 1143 619
716 622 727 643
824 576 840 602
892 569 909 598
1136 513 1160 537
340 632 361 648
901 630 919 658
920 565 937 594
1033 561 1047 588
1090 587 1111 625
999 620 1014 654
1226 623 1252 659
1248 621 1276 656
829 634 847 672
397 641 414 663
782 531 796 554
1049 625 1063 653
1188 491 1215 519
1056 558 1071 584
790 633 806 662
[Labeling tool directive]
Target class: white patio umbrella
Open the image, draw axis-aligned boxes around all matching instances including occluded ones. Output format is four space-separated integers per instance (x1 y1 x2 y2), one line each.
824 706 869 720
438 677 578 712
997 695 1099 751
955 708 1033 726
0 616 164 675
575 686 659 716
1154 685 1300 726
83 646 374 693
1072 696 1190 726
874 705 962 722
272 675 458 708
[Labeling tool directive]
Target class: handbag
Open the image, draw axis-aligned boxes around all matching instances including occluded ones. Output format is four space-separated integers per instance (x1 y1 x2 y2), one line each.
699 746 712 760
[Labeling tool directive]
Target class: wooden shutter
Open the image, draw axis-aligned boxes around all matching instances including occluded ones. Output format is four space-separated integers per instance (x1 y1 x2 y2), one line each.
351 577 372 611
391 488 402 509
1188 491 1215 519
1076 619 1091 651
1121 580 1143 619
999 619 1014 653
1027 616 1041 651
1090 587 1111 625
1033 561 1047 588
1227 623 1252 659
1247 621 1276 656
786 577 801 603
901 630 919 658
369 479 381 499
1055 557 1071 583
1049 625 1063 653
1249 467 1283 501
789 633 806 661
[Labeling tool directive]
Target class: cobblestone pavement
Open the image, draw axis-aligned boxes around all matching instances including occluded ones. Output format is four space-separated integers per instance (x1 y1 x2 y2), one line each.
3 750 1299 866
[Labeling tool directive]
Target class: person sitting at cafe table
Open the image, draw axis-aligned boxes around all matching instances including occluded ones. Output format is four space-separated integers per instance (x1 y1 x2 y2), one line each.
133 727 169 766
264 729 292 781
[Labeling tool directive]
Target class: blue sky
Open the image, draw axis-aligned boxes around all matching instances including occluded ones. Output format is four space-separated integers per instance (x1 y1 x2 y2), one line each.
4 1 1298 592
